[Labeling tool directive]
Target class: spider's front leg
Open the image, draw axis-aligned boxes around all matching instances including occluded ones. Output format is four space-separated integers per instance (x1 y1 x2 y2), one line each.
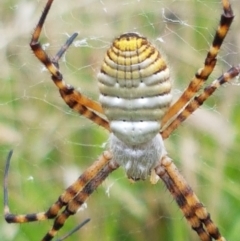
161 0 234 132
30 0 110 130
161 64 240 139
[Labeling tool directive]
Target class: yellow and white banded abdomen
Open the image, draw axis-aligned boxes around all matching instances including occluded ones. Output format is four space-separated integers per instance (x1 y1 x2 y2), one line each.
98 32 172 145
97 32 172 180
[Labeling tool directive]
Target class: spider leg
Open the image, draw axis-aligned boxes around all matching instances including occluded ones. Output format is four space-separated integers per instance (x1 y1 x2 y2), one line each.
30 0 110 131
156 156 226 241
161 64 240 139
4 150 114 225
161 0 234 128
41 152 119 241
157 165 211 241
55 218 90 241
51 32 79 68
51 33 106 116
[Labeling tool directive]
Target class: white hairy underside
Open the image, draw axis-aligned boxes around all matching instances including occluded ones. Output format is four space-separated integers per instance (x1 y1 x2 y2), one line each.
109 133 166 180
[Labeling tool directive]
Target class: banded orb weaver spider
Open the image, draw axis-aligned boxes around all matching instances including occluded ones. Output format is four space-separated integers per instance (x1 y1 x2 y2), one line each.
4 0 240 241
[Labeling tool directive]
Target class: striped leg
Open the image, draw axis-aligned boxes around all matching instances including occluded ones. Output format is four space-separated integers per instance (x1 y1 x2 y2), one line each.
161 0 234 129
4 150 115 228
157 166 211 241
161 64 240 139
30 0 110 131
42 155 119 241
155 156 226 241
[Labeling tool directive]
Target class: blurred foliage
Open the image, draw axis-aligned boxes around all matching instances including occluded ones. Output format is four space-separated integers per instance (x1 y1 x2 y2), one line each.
0 1 240 241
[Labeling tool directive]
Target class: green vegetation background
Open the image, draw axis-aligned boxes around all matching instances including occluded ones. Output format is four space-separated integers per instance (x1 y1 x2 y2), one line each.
0 0 240 241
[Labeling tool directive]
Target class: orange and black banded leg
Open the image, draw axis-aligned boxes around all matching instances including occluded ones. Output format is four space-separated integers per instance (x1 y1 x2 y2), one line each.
161 64 240 139
50 32 107 117
156 164 211 241
161 0 234 128
4 150 113 226
41 153 119 241
157 156 226 241
30 0 109 130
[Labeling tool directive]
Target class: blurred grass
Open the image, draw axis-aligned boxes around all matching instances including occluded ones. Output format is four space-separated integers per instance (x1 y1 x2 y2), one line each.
0 0 240 241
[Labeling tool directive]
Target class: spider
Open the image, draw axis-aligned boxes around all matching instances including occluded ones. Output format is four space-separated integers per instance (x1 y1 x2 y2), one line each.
3 0 240 240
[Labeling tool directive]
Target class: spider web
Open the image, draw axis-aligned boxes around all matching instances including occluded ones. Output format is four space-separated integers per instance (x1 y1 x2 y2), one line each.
1 1 240 241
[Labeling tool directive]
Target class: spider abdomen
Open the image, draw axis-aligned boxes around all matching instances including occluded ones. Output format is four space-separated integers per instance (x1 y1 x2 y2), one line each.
98 32 172 146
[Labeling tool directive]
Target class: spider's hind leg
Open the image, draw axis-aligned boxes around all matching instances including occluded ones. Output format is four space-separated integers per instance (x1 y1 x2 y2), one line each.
3 150 62 224
155 156 226 241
